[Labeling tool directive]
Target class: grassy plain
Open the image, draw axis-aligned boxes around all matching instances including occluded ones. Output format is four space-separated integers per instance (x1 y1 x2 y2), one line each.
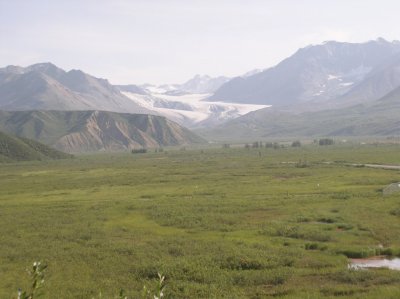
0 144 400 298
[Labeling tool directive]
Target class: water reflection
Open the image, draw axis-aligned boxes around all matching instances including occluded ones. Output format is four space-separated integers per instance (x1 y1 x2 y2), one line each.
349 258 400 270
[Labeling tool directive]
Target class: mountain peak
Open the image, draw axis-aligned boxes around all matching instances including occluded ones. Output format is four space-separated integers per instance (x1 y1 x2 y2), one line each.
26 62 66 79
375 37 389 43
28 62 61 71
66 69 88 80
1 65 25 74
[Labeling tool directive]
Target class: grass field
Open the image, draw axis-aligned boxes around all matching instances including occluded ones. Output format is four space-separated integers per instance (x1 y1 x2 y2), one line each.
1 144 400 298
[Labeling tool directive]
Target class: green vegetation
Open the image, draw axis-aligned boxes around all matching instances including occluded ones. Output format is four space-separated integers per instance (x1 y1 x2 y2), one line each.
18 262 166 299
1 144 400 298
18 262 47 299
0 131 72 162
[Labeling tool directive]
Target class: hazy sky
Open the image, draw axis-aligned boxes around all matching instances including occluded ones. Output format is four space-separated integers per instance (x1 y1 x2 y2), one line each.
1 0 400 84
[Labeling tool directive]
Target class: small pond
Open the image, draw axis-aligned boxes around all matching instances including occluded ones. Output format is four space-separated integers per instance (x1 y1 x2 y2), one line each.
349 258 400 270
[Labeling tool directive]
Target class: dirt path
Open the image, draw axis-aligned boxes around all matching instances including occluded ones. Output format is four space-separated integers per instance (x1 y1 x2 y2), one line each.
324 161 400 170
355 163 400 170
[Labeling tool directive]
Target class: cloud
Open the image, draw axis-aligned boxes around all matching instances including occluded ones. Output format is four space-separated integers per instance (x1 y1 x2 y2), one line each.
1 1 399 84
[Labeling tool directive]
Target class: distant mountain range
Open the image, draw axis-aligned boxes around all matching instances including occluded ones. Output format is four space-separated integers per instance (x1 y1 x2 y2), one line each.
199 81 400 140
116 74 266 129
134 74 231 95
196 38 400 140
0 63 151 114
118 38 400 133
0 63 255 129
0 111 205 153
2 38 400 144
175 74 231 94
0 130 72 162
209 38 400 109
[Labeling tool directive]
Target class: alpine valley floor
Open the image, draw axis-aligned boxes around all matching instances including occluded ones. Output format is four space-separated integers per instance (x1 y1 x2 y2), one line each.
1 144 400 298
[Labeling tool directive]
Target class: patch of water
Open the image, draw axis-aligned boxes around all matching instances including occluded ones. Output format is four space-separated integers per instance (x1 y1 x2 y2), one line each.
349 258 400 270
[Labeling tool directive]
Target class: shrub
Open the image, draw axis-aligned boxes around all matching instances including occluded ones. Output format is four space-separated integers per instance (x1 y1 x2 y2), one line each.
317 217 337 223
330 192 351 200
275 225 301 238
291 140 301 147
319 138 334 146
221 255 264 270
390 208 400 216
305 242 327 251
265 142 273 148
305 242 319 250
295 159 308 168
336 223 354 230
132 148 147 154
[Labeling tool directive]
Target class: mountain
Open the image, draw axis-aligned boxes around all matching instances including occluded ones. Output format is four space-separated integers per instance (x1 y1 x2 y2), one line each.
176 74 230 94
241 69 264 78
199 86 400 141
0 63 264 131
115 84 148 95
137 74 230 95
209 38 400 108
0 130 72 162
117 74 266 129
330 52 400 108
0 63 151 114
0 110 206 153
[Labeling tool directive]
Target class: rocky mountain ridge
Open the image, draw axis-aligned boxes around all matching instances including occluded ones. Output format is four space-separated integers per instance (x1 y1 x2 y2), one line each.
209 38 400 109
0 63 151 114
0 110 205 152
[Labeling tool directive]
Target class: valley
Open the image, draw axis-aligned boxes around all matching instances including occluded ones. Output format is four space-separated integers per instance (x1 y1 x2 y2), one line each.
1 6 400 297
0 144 399 298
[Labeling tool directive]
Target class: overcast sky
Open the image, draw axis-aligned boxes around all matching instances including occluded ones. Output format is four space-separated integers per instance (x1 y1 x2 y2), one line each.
1 0 399 84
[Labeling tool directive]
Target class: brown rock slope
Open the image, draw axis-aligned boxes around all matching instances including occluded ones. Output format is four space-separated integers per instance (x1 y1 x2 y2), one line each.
0 110 206 153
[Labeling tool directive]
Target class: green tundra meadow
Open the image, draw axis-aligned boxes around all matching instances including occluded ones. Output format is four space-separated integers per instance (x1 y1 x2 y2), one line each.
1 144 400 298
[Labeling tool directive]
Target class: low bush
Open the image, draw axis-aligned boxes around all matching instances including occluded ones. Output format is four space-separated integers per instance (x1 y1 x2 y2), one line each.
305 242 327 251
132 148 147 154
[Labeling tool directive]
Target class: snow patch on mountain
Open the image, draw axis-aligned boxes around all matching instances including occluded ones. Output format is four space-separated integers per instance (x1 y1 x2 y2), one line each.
327 74 341 81
340 82 354 87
